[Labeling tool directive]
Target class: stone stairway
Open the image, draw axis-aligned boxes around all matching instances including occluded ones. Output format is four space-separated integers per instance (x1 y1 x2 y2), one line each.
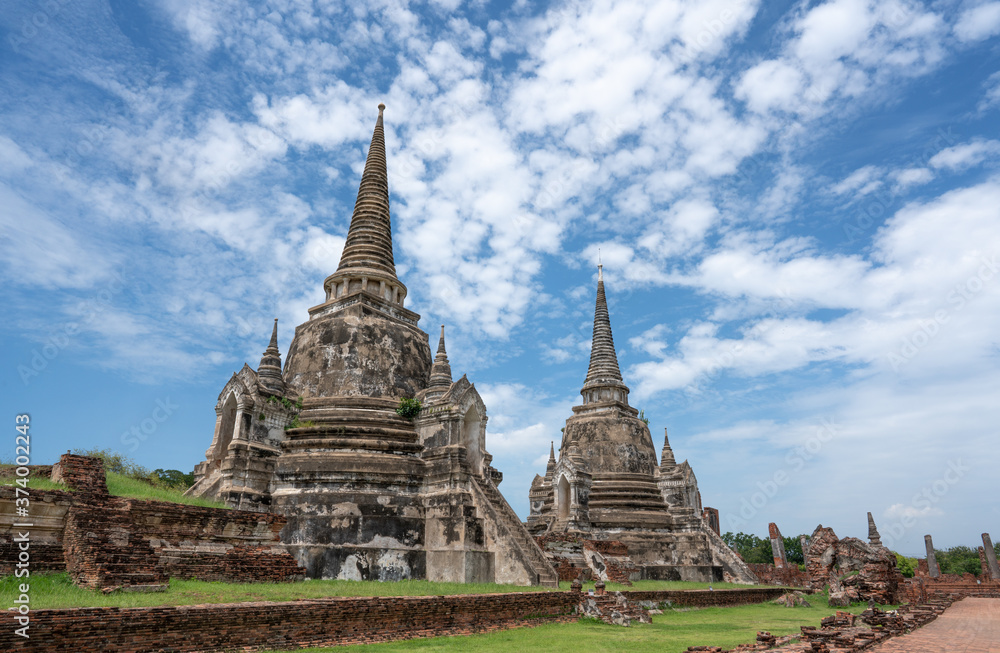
701 520 759 584
473 476 559 588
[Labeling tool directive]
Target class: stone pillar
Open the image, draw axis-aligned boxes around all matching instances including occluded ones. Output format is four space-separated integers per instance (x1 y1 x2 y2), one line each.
924 535 940 578
979 547 990 579
867 512 882 548
982 533 1000 580
800 534 811 567
769 522 788 568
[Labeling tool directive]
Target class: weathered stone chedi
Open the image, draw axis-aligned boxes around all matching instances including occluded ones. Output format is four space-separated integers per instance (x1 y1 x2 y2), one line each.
189 105 556 586
527 267 755 583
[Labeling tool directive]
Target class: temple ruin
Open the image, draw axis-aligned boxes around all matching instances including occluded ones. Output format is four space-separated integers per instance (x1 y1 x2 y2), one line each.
186 105 556 586
526 266 755 583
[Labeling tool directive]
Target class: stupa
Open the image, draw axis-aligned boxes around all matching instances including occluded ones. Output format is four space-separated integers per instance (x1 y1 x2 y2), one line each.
526 266 755 583
188 105 557 586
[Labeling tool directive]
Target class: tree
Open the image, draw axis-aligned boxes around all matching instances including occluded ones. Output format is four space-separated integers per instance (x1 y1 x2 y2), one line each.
721 531 773 564
783 535 804 565
894 552 917 578
153 468 194 489
936 546 981 576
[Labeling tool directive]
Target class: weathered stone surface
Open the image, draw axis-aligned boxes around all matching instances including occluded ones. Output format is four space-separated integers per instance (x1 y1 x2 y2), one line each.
925 534 941 578
982 532 1000 580
769 522 788 567
283 304 432 400
867 511 882 547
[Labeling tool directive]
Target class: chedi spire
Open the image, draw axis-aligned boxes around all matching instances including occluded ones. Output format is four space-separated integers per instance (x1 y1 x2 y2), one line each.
338 103 395 277
322 104 408 309
581 264 628 405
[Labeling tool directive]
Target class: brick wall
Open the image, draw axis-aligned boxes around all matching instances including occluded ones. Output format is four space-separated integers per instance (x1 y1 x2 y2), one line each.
621 587 790 607
902 575 1000 602
748 563 810 587
2 455 304 588
51 455 108 496
0 591 580 652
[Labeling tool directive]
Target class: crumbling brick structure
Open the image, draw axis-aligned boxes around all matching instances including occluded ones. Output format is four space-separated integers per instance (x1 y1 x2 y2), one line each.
1 454 304 591
803 521 902 605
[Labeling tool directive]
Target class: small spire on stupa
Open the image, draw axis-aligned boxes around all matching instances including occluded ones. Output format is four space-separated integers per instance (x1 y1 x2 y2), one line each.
257 318 285 395
545 441 557 478
660 428 676 468
581 264 628 405
428 325 453 389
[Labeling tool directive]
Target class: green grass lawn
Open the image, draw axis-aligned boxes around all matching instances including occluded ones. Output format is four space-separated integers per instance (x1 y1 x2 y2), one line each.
2 572 787 610
1 465 226 509
12 476 67 491
0 573 556 609
104 472 227 508
290 591 888 653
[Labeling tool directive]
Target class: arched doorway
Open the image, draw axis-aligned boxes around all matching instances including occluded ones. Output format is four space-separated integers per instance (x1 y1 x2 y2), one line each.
557 476 571 521
213 394 238 466
462 406 482 475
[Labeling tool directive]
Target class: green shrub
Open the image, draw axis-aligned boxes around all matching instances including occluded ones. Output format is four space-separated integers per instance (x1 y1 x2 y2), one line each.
396 397 422 420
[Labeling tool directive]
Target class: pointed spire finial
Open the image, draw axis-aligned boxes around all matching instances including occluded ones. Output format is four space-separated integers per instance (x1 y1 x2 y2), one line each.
333 104 398 278
428 324 453 389
661 428 676 467
581 265 626 403
268 318 279 348
320 104 409 313
257 318 285 395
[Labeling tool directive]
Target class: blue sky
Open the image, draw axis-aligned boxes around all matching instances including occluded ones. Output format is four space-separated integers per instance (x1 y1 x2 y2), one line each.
2 0 999 557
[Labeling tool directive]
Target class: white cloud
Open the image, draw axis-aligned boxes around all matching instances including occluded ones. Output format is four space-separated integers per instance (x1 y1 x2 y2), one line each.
736 60 805 114
954 2 1000 42
891 167 933 189
831 165 882 196
884 502 943 520
928 139 1000 171
0 184 113 289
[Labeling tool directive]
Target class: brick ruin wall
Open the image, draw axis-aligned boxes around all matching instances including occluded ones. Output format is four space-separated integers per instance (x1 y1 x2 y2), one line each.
1 456 303 589
901 573 1000 603
0 586 801 652
747 563 810 587
0 591 580 652
621 586 790 607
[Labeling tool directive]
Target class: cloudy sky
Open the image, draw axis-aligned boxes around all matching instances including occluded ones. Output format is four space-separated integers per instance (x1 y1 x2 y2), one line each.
2 0 999 557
